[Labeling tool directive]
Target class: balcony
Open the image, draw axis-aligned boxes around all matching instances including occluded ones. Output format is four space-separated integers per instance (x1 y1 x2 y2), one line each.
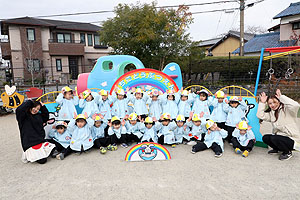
48 39 84 56
0 39 11 59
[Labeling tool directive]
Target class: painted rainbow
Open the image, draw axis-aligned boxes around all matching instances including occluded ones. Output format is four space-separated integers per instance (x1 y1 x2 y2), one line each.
125 142 171 161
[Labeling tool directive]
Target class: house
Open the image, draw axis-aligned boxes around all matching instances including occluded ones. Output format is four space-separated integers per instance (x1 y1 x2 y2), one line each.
233 2 300 56
199 30 254 57
0 17 112 84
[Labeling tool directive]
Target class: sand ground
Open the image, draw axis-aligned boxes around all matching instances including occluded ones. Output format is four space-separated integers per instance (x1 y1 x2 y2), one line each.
1 114 300 200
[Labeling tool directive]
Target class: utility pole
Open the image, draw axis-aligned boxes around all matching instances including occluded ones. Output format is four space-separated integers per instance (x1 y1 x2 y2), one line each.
239 0 245 56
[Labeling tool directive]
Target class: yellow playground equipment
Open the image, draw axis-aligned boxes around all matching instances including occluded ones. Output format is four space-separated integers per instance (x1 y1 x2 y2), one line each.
183 85 213 95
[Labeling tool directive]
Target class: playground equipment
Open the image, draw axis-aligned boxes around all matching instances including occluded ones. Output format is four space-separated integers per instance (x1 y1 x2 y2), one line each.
1 85 24 109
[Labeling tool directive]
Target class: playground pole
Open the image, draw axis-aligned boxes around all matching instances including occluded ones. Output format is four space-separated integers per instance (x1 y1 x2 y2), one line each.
254 48 265 96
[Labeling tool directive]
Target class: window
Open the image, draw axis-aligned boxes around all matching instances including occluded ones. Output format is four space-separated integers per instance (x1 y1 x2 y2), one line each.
27 59 40 72
26 28 35 41
57 33 71 43
56 59 62 71
80 33 86 44
293 22 300 30
94 35 100 46
87 34 93 46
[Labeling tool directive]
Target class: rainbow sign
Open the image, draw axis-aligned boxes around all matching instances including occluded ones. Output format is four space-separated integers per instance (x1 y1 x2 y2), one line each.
110 69 179 94
125 142 171 161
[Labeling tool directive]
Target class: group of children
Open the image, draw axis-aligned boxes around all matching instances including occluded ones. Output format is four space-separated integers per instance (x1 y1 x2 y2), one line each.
48 86 256 160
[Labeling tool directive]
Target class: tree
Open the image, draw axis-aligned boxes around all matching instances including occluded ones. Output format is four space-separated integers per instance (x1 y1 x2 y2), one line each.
100 2 193 70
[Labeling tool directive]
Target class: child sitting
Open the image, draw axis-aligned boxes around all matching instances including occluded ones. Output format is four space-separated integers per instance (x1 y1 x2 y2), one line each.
128 87 149 120
191 89 213 120
186 112 205 145
158 113 177 147
68 113 94 154
107 116 128 149
56 86 79 122
211 90 227 130
98 90 112 121
124 113 144 144
177 89 194 120
141 117 161 143
232 121 256 157
161 90 179 120
191 120 228 158
91 114 109 154
111 88 130 119
148 89 163 120
48 121 72 160
79 89 100 117
174 115 190 144
223 96 247 144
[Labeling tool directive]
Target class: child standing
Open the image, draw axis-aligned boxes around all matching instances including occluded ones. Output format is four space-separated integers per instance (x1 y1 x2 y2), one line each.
161 90 179 120
141 117 162 143
107 116 127 148
223 96 247 144
191 89 213 120
91 114 109 154
186 112 205 145
68 113 94 154
128 88 149 120
111 88 130 119
79 89 100 117
158 113 177 147
125 113 144 144
232 121 256 157
148 89 163 120
48 121 72 160
56 86 79 121
191 120 228 158
211 90 227 130
177 89 194 120
174 115 190 144
98 90 112 121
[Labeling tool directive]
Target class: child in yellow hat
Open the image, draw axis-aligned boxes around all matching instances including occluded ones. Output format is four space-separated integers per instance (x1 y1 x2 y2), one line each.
107 116 127 149
79 89 100 117
185 112 205 145
232 121 255 157
56 86 79 122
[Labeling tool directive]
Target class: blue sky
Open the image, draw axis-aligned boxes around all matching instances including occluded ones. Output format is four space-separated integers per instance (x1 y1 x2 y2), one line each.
1 0 298 41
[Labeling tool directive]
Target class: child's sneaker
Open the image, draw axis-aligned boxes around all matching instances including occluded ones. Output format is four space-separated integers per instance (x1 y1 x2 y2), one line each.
187 141 197 146
56 153 65 160
235 148 242 154
107 144 118 151
214 152 223 158
171 144 176 148
279 152 292 161
127 142 132 146
242 150 249 158
100 147 107 154
191 150 196 154
268 149 279 154
121 143 128 148
51 149 60 158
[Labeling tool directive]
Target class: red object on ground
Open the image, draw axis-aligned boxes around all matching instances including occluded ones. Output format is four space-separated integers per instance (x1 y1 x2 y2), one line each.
25 87 43 98
265 46 300 53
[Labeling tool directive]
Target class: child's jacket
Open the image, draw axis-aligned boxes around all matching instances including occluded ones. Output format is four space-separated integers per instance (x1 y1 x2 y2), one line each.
56 93 79 120
223 100 247 127
48 128 72 148
204 129 228 151
79 92 100 117
210 99 227 123
232 128 255 146
125 121 144 139
108 125 127 139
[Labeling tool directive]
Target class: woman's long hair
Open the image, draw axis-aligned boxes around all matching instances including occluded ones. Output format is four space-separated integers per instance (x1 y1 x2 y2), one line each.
26 100 42 114
264 95 284 122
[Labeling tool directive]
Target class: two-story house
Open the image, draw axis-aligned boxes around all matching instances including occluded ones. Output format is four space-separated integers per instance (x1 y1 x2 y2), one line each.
233 2 300 56
0 17 112 84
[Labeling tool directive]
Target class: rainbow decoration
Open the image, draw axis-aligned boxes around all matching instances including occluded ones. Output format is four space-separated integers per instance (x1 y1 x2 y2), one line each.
110 69 179 94
125 142 171 161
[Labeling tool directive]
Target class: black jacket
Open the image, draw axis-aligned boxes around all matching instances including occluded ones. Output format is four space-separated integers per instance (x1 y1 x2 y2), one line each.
16 100 49 151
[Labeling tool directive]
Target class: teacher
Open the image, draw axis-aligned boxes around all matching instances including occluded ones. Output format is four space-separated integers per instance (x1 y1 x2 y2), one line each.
16 99 55 164
257 89 300 161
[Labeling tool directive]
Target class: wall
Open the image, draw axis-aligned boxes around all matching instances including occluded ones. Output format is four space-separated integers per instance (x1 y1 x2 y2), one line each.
280 14 300 41
211 37 240 57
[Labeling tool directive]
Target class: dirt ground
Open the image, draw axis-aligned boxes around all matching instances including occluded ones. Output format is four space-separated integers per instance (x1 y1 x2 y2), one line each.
1 114 300 200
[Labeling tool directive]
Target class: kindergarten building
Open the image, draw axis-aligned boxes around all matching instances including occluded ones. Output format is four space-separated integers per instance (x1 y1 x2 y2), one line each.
0 17 112 84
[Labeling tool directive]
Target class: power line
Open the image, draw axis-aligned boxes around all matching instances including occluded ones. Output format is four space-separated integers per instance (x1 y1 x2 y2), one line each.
191 8 240 15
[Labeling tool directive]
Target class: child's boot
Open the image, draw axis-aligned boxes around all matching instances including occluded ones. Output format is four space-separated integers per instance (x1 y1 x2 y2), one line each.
242 150 249 157
235 148 242 154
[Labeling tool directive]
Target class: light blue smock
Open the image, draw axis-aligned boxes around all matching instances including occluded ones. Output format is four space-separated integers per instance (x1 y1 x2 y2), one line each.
56 93 79 120
98 95 113 120
108 125 127 139
147 97 163 119
174 125 190 143
68 118 94 151
223 100 247 127
232 128 255 146
161 93 180 119
79 92 100 117
158 121 177 144
191 96 213 120
125 121 144 139
210 98 227 123
91 119 108 140
141 122 162 143
177 92 195 117
204 129 228 151
186 120 206 140
128 93 149 115
110 92 130 118
48 128 72 148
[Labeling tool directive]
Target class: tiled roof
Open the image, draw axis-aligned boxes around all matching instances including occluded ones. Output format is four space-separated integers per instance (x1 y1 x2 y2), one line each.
232 32 296 54
199 38 222 47
1 17 101 32
273 2 300 19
